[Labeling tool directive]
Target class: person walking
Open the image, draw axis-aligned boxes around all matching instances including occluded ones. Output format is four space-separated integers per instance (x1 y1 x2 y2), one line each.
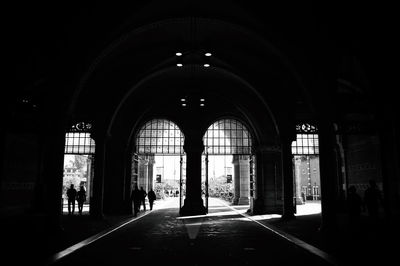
66 184 77 215
130 185 140 216
77 186 87 215
139 187 147 211
147 188 156 210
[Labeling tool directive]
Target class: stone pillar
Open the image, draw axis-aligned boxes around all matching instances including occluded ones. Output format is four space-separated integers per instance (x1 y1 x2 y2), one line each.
378 116 400 218
232 155 250 205
293 157 304 205
252 145 283 214
138 157 149 191
180 136 206 216
90 133 109 219
0 121 5 189
281 137 296 220
147 154 155 191
318 121 340 233
39 122 65 231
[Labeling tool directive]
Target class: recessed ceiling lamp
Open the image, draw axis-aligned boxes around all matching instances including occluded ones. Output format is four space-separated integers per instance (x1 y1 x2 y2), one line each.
204 64 210 67
200 98 205 102
177 63 183 67
200 103 205 107
205 52 212 57
182 103 187 107
176 52 182 56
181 98 186 102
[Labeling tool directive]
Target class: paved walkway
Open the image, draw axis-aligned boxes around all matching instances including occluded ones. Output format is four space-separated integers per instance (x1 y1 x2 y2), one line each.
3 197 398 265
47 198 333 266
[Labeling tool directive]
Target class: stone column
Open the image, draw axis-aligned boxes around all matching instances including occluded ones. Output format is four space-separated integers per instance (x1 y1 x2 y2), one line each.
180 136 206 216
138 156 149 191
90 133 109 219
281 136 296 220
232 155 250 205
252 145 283 214
378 116 400 219
147 154 155 191
318 121 340 233
293 157 304 205
39 122 65 231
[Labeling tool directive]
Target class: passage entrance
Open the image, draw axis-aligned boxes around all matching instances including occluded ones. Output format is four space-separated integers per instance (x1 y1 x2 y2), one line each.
202 119 254 212
291 123 321 214
62 122 95 215
133 119 186 211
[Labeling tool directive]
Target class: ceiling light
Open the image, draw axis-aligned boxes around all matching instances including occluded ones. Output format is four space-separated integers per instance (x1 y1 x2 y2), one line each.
200 103 205 107
181 98 186 101
205 53 212 57
204 64 210 67
177 63 183 67
176 52 182 56
200 98 205 102
182 103 187 106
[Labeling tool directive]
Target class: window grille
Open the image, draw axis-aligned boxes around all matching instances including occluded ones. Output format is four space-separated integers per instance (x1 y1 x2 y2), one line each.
203 119 252 155
291 123 319 155
64 122 95 154
136 119 184 155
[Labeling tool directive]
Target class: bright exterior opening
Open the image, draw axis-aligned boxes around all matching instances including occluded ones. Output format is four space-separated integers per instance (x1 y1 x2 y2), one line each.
63 122 95 215
291 123 321 215
134 119 186 210
202 119 254 210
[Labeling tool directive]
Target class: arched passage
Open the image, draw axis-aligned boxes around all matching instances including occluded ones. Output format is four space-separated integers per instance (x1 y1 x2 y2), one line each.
291 123 321 216
62 122 95 215
202 118 254 211
133 119 186 212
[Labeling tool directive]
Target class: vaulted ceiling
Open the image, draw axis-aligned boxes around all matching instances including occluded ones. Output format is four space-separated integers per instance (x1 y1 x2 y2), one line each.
4 1 395 136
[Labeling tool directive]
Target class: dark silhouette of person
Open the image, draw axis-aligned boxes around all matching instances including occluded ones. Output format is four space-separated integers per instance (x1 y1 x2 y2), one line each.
77 186 86 215
130 185 140 216
147 188 156 210
364 179 382 221
301 192 306 203
347 185 363 225
139 187 147 211
66 184 77 215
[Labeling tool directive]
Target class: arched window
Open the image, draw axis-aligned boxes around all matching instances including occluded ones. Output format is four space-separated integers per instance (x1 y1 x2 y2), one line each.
135 119 184 154
64 122 95 154
203 119 252 155
291 123 319 155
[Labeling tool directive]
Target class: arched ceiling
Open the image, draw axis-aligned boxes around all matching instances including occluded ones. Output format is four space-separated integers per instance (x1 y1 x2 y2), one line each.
5 1 392 136
69 15 312 137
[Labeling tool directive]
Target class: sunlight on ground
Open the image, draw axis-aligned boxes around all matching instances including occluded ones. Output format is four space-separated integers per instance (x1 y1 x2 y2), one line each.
295 201 321 216
62 203 90 214
156 197 321 222
62 196 321 218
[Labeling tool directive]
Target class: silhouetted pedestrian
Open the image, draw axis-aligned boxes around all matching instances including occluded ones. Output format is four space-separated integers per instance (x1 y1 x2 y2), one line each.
66 184 77 215
140 187 147 211
130 185 140 216
148 188 156 210
364 180 382 221
347 185 363 225
77 186 86 215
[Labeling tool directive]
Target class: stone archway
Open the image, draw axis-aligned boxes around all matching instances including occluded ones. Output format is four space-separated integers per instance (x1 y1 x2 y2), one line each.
202 118 254 208
133 119 186 210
